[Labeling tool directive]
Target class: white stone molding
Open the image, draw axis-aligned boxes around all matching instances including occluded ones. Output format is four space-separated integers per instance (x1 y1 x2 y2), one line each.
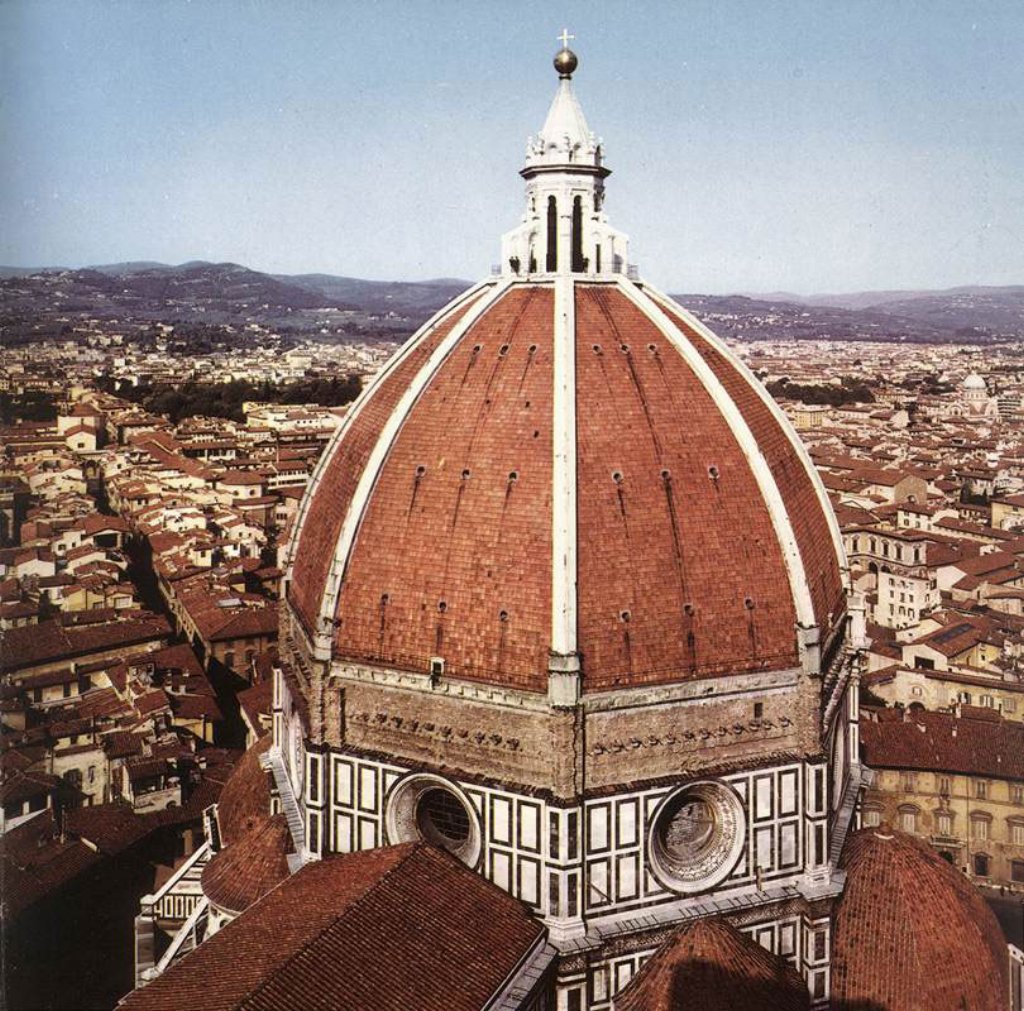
549 274 581 703
312 279 514 659
614 278 816 632
282 278 496 580
330 657 801 714
643 283 850 591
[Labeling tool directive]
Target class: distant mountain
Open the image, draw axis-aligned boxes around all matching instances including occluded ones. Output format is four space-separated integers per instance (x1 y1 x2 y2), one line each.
1 260 1020 342
796 285 1024 333
0 262 332 322
670 292 947 343
0 265 70 278
670 286 1024 342
90 260 176 275
277 274 469 316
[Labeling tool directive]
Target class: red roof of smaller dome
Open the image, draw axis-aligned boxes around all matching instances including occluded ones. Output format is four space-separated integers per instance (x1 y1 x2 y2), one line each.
614 916 809 1011
833 827 1007 1010
202 814 292 915
215 736 272 846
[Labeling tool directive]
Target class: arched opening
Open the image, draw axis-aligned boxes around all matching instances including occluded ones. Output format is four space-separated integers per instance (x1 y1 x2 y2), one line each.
546 196 558 271
571 195 584 272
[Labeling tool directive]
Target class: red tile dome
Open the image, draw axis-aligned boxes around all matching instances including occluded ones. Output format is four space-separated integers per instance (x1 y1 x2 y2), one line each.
832 827 1008 1010
614 916 810 1011
201 813 292 916
285 277 845 693
215 735 273 846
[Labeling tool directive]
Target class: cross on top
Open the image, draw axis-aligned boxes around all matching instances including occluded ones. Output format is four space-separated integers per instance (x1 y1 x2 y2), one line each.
557 28 575 49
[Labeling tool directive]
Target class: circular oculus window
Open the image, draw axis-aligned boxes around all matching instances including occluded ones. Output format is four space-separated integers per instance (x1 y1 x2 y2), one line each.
385 773 481 868
647 780 746 894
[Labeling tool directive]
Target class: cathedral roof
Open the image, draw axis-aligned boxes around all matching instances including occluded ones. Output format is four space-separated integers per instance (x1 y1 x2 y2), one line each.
831 827 1007 1010
119 843 546 1011
613 917 809 1011
287 277 845 691
201 814 292 916
284 44 846 694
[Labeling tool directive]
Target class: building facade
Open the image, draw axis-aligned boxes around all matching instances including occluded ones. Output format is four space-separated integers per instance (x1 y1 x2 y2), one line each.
860 705 1024 890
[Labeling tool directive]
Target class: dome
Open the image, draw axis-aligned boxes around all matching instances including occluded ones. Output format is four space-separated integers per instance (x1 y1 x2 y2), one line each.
286 279 845 692
832 827 1007 1010
215 735 273 846
201 813 292 916
614 917 809 1011
963 372 987 390
284 47 846 697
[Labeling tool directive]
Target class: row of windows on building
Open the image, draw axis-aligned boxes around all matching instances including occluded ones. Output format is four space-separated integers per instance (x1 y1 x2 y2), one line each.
895 772 1024 800
850 536 924 565
947 689 1017 712
864 805 1024 844
887 577 935 597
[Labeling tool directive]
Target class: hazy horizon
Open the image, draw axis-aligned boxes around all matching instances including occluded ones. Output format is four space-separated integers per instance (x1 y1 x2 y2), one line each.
3 257 1024 303
2 1 1023 295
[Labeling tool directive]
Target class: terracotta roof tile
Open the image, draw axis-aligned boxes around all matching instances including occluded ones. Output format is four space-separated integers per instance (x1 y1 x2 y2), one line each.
614 916 809 1011
832 827 1007 1010
119 844 544 1011
860 707 1024 780
201 814 292 915
298 282 842 692
1 615 170 674
215 736 274 845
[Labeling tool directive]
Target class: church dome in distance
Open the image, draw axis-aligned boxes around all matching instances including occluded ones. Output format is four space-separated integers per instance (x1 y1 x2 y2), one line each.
963 371 987 390
284 44 847 696
832 827 1008 1010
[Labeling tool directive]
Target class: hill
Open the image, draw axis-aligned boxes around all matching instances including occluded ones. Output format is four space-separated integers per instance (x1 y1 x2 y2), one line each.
1 260 1021 343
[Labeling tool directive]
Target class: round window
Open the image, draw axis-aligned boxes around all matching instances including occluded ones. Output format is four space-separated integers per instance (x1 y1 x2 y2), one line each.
415 788 471 850
647 780 746 894
385 774 481 867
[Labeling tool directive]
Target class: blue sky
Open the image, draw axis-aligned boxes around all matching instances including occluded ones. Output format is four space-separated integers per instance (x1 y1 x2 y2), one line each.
2 0 1022 293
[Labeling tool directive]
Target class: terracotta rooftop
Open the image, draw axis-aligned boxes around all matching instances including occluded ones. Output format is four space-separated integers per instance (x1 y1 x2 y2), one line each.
289 283 844 693
201 814 292 915
118 843 545 1011
215 736 274 846
1 811 102 921
614 916 809 1011
860 707 1024 781
237 680 273 737
1 614 170 674
832 827 1006 1010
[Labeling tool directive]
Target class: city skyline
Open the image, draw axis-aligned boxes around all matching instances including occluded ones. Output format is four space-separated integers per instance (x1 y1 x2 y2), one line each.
2 0 1023 294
